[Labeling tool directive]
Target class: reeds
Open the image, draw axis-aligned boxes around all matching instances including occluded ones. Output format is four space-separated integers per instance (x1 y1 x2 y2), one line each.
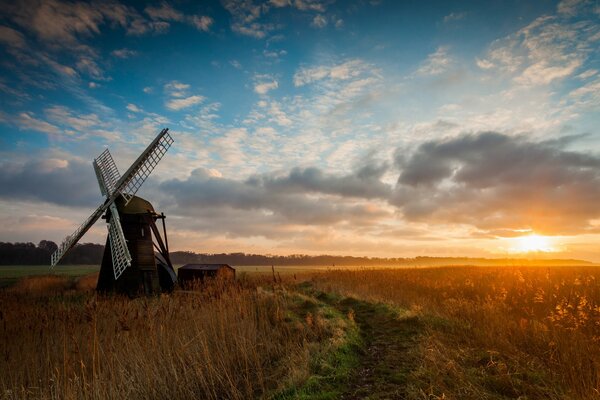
309 266 600 399
0 275 317 399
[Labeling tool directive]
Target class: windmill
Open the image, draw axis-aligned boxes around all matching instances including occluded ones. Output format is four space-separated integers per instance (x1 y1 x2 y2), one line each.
50 128 177 295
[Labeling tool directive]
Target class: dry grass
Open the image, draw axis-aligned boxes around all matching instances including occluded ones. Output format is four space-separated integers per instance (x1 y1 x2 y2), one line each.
0 274 341 400
309 266 600 399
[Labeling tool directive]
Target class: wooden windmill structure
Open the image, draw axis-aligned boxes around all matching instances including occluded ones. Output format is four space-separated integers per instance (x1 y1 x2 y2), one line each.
50 129 177 296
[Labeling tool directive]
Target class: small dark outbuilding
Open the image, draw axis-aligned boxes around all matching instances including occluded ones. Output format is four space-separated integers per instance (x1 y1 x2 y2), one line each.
178 264 235 286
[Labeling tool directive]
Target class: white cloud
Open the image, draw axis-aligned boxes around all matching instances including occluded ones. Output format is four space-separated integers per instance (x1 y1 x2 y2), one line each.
417 46 452 75
476 5 599 87
127 103 141 113
254 80 279 94
294 59 368 86
164 81 191 97
270 0 291 6
191 15 213 32
294 0 326 12
515 59 582 85
16 112 61 135
475 58 494 70
75 57 104 80
577 69 597 80
311 15 327 28
166 95 205 111
143 86 153 93
111 48 137 59
44 105 101 132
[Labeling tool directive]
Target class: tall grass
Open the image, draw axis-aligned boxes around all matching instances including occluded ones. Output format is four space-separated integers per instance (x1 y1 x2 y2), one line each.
310 266 600 399
0 275 322 399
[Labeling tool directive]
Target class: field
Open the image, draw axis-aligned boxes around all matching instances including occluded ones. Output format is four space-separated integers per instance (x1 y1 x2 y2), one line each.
0 265 598 399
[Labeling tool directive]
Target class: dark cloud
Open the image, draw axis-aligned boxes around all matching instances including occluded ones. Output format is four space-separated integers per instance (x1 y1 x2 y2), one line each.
252 162 391 199
393 132 600 235
0 158 99 207
160 166 390 228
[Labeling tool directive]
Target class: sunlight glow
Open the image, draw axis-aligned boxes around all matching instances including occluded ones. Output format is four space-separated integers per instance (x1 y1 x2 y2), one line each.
512 234 555 253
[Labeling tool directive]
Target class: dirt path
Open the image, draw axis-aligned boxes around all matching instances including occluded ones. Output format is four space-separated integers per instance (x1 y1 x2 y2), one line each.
333 297 423 400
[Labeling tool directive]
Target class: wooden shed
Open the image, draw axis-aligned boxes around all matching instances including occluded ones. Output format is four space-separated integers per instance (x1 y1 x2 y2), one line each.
178 264 235 286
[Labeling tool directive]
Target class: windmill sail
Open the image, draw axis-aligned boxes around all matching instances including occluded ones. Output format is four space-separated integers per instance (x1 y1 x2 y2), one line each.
107 203 132 279
93 149 121 196
50 128 174 272
50 203 107 268
114 128 174 205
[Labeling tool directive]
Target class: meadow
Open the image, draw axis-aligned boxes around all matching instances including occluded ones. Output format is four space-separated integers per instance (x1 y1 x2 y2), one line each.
0 265 598 399
309 266 600 399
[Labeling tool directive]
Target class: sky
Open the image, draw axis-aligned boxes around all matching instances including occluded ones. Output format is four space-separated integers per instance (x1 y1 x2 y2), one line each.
0 0 599 261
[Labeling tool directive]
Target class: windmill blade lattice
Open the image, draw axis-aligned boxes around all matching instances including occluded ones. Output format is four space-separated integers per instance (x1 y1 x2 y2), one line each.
93 149 121 196
50 203 107 268
107 203 132 279
117 129 174 205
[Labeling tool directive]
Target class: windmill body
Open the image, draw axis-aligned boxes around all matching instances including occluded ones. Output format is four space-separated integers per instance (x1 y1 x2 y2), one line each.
51 128 177 295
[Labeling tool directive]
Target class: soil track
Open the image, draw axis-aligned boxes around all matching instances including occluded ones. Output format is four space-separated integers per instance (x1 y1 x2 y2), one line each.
332 297 423 399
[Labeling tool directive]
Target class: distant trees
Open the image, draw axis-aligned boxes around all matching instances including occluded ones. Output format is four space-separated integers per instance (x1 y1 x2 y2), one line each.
0 241 103 265
0 240 591 266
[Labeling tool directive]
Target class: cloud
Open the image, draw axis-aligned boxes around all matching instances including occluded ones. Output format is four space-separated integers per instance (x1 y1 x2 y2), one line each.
222 0 331 39
293 59 369 86
392 132 600 235
263 49 287 59
417 46 452 75
293 0 327 12
222 0 274 39
75 57 104 79
111 48 137 58
0 157 99 207
3 0 134 45
166 95 205 111
160 165 390 228
230 59 243 69
163 81 205 110
0 25 27 48
443 12 466 23
476 4 599 86
164 81 190 97
126 103 141 113
311 15 327 28
15 112 61 135
44 105 101 132
145 2 185 21
145 2 213 32
254 79 278 94
269 0 291 6
191 15 214 32
256 163 391 199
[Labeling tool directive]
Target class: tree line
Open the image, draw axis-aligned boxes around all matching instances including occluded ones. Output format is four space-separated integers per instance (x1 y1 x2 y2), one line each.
0 241 103 265
0 241 591 267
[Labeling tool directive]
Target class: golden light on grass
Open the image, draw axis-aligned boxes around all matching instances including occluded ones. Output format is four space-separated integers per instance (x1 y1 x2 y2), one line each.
511 234 556 253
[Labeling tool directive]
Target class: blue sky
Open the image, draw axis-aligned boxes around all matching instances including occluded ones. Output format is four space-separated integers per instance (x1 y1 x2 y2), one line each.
1 0 599 260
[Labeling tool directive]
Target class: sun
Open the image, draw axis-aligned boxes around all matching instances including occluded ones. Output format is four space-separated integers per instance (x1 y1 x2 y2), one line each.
513 234 555 253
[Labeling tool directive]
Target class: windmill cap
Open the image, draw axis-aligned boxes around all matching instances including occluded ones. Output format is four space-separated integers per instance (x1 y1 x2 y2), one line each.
115 195 156 215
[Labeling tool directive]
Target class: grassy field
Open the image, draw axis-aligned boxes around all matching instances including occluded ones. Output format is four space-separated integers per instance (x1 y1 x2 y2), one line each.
309 266 600 399
1 265 598 399
0 265 100 288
